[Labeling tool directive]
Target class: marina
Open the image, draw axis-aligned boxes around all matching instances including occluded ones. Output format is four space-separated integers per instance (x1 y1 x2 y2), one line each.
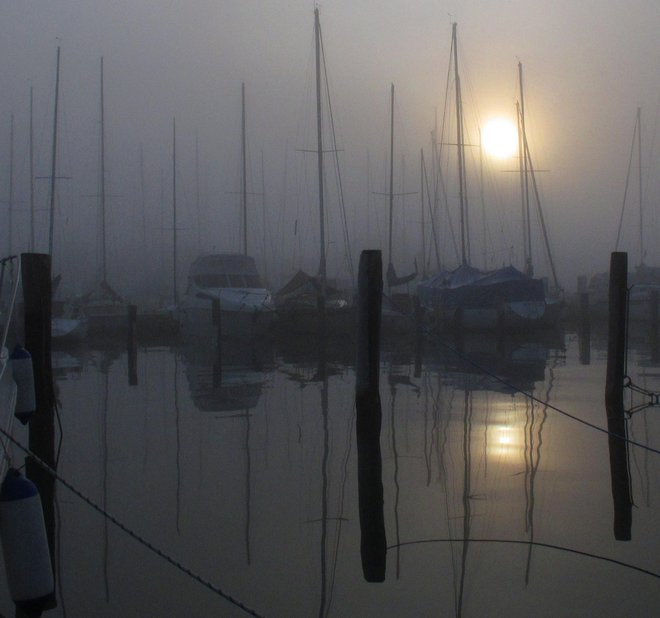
1 309 660 615
0 3 659 616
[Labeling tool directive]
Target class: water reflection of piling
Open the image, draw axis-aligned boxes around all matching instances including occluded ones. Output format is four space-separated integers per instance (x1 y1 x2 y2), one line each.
413 296 423 379
355 250 386 582
212 299 222 387
604 252 632 541
21 253 57 613
127 304 137 385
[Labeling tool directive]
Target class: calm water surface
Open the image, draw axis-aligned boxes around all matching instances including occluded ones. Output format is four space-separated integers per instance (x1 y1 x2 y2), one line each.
1 326 660 617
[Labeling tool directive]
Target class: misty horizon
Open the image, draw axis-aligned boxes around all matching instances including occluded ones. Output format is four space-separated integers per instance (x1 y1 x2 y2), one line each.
1 1 658 302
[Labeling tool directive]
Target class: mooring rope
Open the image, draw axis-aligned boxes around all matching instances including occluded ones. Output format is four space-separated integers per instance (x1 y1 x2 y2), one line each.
0 426 266 618
621 284 660 416
389 538 660 579
428 331 660 456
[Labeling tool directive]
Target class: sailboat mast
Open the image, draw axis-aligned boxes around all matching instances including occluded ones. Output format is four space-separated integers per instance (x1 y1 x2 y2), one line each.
314 8 326 288
388 83 395 279
241 82 248 256
29 87 35 252
518 62 532 276
48 46 61 256
100 56 107 283
420 148 426 279
452 23 468 265
637 107 643 265
8 114 14 255
172 118 177 304
479 128 487 270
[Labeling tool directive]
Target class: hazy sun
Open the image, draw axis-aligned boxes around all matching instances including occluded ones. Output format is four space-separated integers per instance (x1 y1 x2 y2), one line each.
482 118 518 159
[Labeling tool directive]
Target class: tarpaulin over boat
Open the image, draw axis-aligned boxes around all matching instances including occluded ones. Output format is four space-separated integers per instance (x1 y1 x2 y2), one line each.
275 270 341 300
417 264 544 310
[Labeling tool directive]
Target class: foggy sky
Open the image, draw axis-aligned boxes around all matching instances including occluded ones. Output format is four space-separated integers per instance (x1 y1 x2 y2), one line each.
1 1 658 300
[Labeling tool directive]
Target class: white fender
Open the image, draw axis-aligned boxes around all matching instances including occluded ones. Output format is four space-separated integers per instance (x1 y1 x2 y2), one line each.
9 345 36 425
0 469 54 610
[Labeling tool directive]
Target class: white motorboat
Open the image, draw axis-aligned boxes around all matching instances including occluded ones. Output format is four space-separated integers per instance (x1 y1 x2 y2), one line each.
177 253 276 340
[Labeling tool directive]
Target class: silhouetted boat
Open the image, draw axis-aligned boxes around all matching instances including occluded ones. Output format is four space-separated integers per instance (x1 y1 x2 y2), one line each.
418 28 560 331
587 108 659 322
80 58 130 337
178 253 275 341
274 9 355 337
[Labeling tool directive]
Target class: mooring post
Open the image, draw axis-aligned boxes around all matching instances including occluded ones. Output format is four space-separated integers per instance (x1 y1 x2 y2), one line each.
355 250 386 582
127 304 138 386
20 252 57 611
605 252 627 412
212 298 222 387
604 251 632 540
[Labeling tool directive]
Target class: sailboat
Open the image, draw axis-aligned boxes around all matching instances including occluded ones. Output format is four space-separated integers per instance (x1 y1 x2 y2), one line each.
177 83 276 341
418 26 558 331
379 83 416 334
45 47 88 342
503 61 563 328
80 57 129 337
588 107 660 321
273 8 355 337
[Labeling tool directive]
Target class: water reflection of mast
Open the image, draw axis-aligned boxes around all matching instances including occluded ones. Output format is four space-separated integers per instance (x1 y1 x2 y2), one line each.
389 378 401 579
523 359 554 583
174 352 181 535
318 325 329 618
456 389 473 618
245 405 252 566
101 357 110 602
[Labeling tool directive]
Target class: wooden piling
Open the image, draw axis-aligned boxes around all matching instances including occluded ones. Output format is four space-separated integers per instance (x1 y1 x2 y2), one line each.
355 250 386 582
605 252 627 412
20 252 57 610
127 304 138 386
604 251 632 540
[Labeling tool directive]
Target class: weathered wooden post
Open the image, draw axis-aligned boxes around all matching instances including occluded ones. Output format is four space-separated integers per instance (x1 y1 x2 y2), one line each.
355 250 386 582
20 253 57 612
212 298 222 387
604 251 632 540
127 304 138 386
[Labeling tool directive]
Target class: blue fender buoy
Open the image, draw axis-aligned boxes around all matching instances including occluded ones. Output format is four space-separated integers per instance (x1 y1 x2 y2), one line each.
10 345 36 425
0 468 54 612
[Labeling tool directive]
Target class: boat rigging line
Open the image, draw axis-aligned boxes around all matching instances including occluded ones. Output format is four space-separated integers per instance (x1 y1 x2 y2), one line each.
0 427 267 618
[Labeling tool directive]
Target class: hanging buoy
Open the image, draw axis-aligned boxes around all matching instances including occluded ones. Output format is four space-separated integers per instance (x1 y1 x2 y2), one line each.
0 468 54 613
10 344 36 425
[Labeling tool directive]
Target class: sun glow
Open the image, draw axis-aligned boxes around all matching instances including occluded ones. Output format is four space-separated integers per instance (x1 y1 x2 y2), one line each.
482 117 518 159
